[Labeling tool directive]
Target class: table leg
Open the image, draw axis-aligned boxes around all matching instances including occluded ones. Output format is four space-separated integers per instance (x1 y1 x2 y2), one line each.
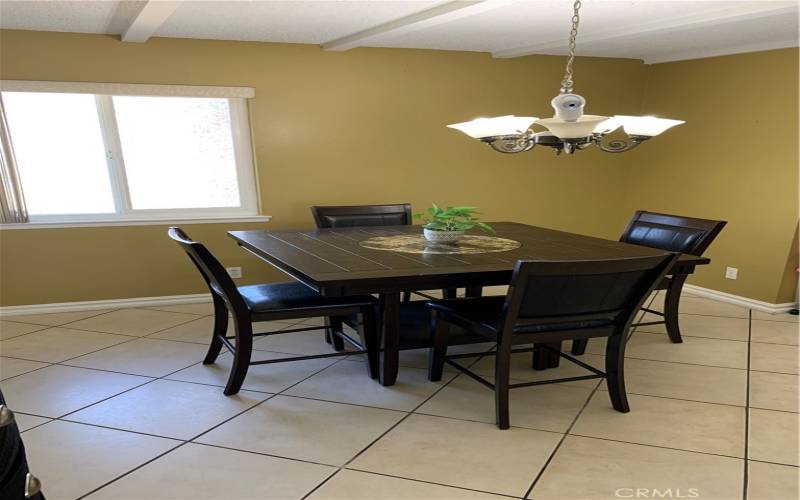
465 286 483 298
664 274 688 344
532 341 562 370
379 292 401 386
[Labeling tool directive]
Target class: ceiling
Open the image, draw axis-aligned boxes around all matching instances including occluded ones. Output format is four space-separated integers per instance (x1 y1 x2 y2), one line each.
0 0 797 63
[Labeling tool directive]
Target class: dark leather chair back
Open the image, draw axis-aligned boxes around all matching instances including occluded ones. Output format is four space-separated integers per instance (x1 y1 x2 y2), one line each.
620 211 726 256
311 204 412 228
168 227 247 313
501 254 677 335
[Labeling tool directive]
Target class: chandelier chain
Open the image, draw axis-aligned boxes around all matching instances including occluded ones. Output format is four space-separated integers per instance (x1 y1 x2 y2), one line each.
560 0 582 93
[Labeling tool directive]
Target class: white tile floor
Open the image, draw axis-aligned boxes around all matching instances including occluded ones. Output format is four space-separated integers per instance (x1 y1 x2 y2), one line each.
0 292 797 500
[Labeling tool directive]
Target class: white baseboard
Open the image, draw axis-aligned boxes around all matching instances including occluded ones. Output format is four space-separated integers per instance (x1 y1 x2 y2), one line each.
0 286 796 317
682 284 797 314
0 293 211 316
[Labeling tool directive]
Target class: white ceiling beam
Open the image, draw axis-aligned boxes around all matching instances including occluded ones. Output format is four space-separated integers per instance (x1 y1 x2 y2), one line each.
322 0 511 51
644 38 799 65
121 1 182 43
492 3 798 59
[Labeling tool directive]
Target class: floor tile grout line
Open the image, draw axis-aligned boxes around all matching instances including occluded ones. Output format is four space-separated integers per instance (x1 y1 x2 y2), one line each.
636 329 798 347
52 320 291 423
73 344 327 500
342 467 523 499
747 368 800 376
301 364 486 500
22 308 123 324
187 354 353 443
13 302 791 498
57 418 190 442
63 348 276 500
8 313 212 370
76 442 189 500
276 390 433 415
58 313 211 340
747 319 800 324
570 352 800 376
630 329 748 343
123 355 368 500
7 355 793 403
0 309 207 339
0 323 51 340
190 440 341 468
593 390 750 410
77 351 345 500
8 332 794 380
22 370 779 442
610 355 749 371
743 309 753 500
58 305 774 500
55 357 221 420
71 336 345 499
15 414 55 435
746 458 800 468
143 316 307 341
0 323 147 347
678 312 752 320
0 307 122 333
746 405 800 415
160 375 278 395
522 379 604 499
407 410 569 437
301 346 516 499
566 432 747 461
0 358 55 382
0 331 145 364
53 342 341 380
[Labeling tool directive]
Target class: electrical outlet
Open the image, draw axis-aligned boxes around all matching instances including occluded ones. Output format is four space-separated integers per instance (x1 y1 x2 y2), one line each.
725 267 738 280
226 267 242 279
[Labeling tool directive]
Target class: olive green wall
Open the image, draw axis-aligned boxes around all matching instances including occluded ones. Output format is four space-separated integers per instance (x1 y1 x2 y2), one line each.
622 48 799 304
0 30 644 306
0 31 797 306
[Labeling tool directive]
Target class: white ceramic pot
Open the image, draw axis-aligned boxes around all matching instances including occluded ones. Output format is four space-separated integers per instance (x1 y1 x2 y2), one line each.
423 228 464 244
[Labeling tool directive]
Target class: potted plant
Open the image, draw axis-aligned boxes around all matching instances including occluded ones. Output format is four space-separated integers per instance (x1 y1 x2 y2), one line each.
414 204 495 244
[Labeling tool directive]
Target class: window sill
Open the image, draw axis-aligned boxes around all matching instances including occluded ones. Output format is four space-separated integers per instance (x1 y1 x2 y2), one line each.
0 215 272 230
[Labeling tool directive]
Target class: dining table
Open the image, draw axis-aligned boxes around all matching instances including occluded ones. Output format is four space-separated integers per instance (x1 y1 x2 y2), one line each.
229 221 709 386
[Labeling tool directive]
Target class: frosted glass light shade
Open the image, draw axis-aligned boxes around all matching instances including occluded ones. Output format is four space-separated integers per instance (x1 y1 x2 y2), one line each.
537 115 609 139
615 115 685 136
594 116 623 134
447 115 538 139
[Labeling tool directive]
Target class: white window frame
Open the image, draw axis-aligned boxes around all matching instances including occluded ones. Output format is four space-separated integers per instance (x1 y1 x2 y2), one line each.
1 84 260 224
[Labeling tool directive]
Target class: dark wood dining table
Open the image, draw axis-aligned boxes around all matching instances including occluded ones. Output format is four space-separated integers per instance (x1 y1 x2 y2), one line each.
229 222 709 386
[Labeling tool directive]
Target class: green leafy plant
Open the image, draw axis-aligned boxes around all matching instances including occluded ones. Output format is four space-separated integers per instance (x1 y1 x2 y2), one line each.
414 204 495 234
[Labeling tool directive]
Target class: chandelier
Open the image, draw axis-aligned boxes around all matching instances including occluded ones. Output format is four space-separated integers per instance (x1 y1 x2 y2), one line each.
447 0 684 155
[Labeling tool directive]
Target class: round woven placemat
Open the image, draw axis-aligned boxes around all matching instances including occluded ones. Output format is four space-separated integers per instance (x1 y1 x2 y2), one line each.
359 234 521 255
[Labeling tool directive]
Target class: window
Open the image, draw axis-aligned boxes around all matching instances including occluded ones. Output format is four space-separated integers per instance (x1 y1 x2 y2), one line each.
2 88 258 223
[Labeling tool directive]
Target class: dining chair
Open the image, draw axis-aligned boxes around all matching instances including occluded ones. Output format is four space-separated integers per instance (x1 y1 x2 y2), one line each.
168 227 380 395
311 203 455 303
427 254 677 429
572 210 726 354
311 203 414 228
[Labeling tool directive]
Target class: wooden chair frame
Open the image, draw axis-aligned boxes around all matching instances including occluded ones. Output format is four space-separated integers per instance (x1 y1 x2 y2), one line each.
168 227 379 395
310 203 450 310
311 203 413 228
428 254 678 429
573 211 726 354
